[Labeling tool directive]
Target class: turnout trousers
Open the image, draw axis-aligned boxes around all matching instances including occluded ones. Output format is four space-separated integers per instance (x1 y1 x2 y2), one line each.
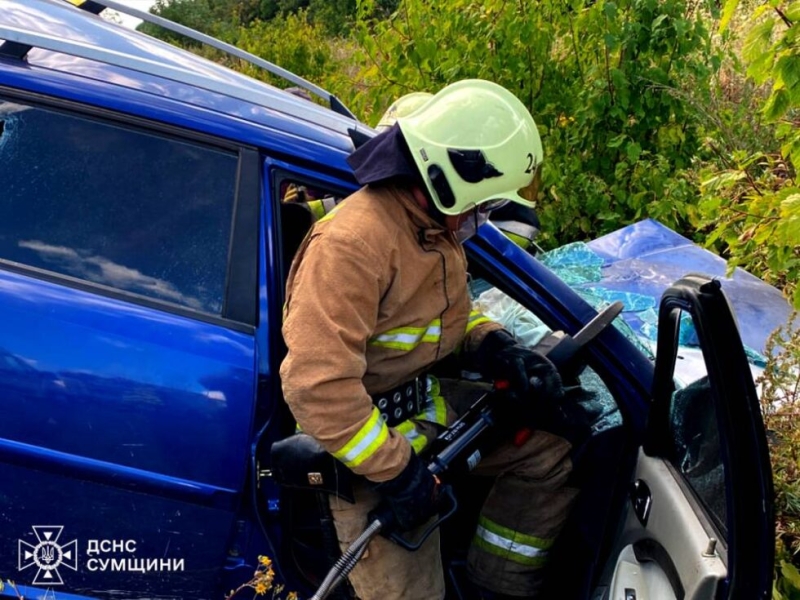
329 379 579 599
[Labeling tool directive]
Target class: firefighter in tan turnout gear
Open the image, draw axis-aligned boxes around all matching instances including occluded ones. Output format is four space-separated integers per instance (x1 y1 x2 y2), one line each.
280 80 578 599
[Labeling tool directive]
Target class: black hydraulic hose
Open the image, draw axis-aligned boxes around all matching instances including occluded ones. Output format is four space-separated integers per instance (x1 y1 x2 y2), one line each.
310 518 383 600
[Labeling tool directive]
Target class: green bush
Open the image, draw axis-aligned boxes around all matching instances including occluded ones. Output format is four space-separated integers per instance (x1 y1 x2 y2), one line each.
758 315 800 599
697 0 800 308
350 0 719 246
235 11 342 87
143 0 270 43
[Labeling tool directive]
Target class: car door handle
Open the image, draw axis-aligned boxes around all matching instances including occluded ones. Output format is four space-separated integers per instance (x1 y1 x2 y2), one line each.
631 479 652 526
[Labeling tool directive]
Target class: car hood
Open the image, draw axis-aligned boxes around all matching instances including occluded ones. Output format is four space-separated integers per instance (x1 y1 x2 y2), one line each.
581 219 792 356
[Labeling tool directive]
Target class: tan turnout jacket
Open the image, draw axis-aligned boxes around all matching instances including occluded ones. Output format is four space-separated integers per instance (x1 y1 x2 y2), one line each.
280 184 501 482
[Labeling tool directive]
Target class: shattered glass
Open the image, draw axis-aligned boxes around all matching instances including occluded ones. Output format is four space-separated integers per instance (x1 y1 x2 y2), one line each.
471 283 623 433
669 376 727 535
470 240 769 443
539 241 767 369
0 97 238 314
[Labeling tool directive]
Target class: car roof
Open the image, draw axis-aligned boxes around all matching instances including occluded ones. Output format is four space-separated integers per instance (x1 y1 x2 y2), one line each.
0 0 367 175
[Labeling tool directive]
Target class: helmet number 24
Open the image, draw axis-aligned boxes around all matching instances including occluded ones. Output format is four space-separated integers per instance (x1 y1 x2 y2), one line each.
525 153 535 174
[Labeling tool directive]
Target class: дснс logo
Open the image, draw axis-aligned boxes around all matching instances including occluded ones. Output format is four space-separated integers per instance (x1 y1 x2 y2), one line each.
18 526 78 585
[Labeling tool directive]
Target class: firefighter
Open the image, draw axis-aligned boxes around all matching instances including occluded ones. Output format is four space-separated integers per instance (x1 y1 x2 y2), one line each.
280 79 578 599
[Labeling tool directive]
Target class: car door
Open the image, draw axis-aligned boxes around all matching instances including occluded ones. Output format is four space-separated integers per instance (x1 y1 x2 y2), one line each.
0 92 259 599
599 275 774 600
251 159 358 594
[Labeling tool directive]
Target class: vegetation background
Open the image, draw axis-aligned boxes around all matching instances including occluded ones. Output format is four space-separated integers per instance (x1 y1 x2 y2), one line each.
143 0 799 595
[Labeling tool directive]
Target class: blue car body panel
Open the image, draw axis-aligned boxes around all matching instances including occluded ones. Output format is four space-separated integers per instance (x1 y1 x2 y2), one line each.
0 267 256 599
0 268 256 489
0 57 354 173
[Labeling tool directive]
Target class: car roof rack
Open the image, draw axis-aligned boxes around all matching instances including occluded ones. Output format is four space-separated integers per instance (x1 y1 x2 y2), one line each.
0 40 31 60
0 0 357 122
82 0 358 119
71 0 357 120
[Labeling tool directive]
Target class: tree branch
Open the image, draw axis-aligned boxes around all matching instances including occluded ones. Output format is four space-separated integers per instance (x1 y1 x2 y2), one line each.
775 7 793 28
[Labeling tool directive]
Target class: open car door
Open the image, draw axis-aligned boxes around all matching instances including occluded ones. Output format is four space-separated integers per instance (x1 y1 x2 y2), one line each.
601 275 774 600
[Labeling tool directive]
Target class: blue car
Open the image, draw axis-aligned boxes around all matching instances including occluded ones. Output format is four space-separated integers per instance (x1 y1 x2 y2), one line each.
0 1 780 599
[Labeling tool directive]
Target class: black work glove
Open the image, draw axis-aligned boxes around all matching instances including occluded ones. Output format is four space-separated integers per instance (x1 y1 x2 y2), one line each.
368 451 443 533
474 329 564 401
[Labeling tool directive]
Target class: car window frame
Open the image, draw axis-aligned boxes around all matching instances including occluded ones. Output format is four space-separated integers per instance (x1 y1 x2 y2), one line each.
0 86 259 333
267 163 356 285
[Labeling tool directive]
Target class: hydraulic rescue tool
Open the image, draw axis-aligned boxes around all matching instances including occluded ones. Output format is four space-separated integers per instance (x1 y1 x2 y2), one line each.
271 301 624 600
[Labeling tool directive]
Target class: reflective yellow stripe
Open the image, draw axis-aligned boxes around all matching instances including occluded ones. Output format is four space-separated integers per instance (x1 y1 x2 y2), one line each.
395 421 428 454
473 516 553 567
392 375 447 454
369 319 442 351
465 310 492 335
419 375 448 426
503 231 532 249
332 407 389 469
494 220 538 246
308 200 327 221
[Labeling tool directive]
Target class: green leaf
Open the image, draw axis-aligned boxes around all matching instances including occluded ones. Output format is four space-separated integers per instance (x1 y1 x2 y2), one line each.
776 54 800 91
719 0 740 34
777 195 800 244
703 225 724 247
626 142 642 162
752 4 773 19
604 33 619 50
699 196 723 213
610 67 627 89
652 14 668 31
786 2 800 21
781 561 800 591
781 134 800 167
781 193 800 214
743 18 776 65
787 83 800 110
608 133 627 148
748 49 778 86
701 170 746 190
764 88 791 121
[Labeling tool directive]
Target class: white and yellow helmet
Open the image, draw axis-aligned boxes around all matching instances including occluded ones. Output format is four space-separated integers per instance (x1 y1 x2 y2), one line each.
375 92 434 132
397 79 542 216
